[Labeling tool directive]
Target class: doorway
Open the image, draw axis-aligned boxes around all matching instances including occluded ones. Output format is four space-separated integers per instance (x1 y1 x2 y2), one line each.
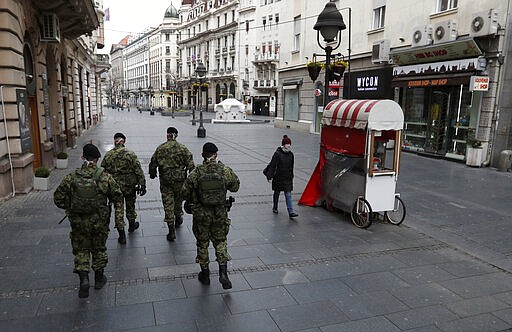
253 96 269 116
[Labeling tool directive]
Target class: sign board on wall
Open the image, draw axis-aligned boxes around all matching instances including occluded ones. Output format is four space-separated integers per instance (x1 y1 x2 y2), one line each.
16 89 31 153
469 76 489 91
390 39 482 65
343 68 393 99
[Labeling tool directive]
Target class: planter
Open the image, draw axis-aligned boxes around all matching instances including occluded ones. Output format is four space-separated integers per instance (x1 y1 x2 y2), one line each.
33 176 49 191
307 64 322 82
466 147 483 167
329 64 346 81
56 158 68 169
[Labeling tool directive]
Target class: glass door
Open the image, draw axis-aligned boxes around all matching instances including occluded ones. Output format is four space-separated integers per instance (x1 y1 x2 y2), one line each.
425 88 450 154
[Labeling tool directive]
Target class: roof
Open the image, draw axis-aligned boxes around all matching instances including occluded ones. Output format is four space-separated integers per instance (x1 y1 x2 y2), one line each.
164 3 179 19
217 98 244 106
322 99 404 130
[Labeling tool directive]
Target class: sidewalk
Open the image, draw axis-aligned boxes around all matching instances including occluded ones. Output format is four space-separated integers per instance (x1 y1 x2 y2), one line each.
1 108 512 331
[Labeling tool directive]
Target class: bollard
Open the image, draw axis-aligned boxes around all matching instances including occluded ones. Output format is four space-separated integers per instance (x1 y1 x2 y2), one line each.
497 150 512 172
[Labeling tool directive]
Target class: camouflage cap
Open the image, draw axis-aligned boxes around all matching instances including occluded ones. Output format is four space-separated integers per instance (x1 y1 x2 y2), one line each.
83 143 101 160
202 142 218 154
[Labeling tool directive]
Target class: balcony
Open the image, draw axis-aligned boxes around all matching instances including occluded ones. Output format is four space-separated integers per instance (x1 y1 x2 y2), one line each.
253 52 280 64
222 47 228 54
253 79 277 90
229 45 236 54
215 49 221 57
95 54 110 73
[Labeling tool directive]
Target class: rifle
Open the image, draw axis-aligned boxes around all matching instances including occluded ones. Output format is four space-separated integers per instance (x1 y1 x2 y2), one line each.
225 196 235 212
58 215 68 224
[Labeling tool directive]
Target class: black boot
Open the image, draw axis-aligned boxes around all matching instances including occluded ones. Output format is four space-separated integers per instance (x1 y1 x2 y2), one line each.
128 221 139 233
175 216 183 228
219 264 232 289
198 265 210 285
117 229 126 244
166 224 176 241
94 269 107 289
78 271 89 298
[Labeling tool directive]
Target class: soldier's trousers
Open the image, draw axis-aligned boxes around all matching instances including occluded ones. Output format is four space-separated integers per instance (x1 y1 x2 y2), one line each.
192 206 231 265
160 181 184 226
69 215 109 273
114 192 137 230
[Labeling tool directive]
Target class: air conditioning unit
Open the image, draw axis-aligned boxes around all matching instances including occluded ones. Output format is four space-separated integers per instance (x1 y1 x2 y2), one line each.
411 25 433 47
470 9 499 37
433 20 457 44
40 13 60 42
371 39 390 64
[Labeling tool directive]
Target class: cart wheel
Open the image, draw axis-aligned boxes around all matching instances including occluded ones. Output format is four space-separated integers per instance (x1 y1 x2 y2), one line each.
384 196 406 225
351 197 372 229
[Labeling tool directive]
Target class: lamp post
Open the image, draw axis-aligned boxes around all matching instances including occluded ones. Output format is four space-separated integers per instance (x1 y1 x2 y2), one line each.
195 61 207 138
313 2 346 107
148 85 154 115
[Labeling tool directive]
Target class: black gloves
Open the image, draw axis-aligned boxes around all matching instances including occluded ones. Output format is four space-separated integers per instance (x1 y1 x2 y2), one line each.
135 184 146 196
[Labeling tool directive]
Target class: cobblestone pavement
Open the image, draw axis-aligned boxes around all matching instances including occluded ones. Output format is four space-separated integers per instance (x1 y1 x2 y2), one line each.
1 108 512 331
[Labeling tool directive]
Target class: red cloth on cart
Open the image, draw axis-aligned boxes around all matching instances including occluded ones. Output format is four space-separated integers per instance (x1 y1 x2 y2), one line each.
299 146 326 206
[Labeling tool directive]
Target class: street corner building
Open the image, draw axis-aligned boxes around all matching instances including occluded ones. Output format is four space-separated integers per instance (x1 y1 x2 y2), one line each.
0 0 109 200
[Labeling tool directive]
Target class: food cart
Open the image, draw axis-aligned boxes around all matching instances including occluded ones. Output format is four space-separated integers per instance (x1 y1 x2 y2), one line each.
299 99 406 228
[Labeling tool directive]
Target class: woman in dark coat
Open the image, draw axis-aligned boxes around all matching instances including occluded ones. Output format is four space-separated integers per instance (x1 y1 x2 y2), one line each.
265 135 298 218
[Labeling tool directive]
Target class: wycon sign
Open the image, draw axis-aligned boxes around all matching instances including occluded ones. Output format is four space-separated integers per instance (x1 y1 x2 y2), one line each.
344 68 393 99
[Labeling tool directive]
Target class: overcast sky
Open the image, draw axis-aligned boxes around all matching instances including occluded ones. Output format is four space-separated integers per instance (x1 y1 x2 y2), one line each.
100 0 180 54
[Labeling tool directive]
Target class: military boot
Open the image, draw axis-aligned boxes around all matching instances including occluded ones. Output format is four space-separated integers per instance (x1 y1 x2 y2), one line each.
117 229 126 244
175 216 183 228
128 221 140 233
78 271 89 298
166 224 176 241
94 269 107 289
198 265 210 285
218 264 232 289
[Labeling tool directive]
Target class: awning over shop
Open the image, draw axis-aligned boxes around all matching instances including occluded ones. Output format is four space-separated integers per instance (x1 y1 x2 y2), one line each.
322 99 404 131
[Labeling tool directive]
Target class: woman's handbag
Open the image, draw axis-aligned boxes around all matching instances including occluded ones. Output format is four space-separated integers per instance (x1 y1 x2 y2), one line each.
263 164 274 179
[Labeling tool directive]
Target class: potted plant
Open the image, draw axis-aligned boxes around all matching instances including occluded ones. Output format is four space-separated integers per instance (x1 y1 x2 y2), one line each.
466 137 483 167
56 151 68 169
306 61 324 82
329 60 348 81
34 166 50 190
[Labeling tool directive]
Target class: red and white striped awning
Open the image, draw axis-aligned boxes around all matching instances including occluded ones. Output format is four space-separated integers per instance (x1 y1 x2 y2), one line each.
322 99 404 130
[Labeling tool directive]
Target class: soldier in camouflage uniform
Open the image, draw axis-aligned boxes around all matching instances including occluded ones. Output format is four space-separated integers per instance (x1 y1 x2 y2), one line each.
54 144 123 298
182 142 240 289
101 132 146 244
149 127 195 241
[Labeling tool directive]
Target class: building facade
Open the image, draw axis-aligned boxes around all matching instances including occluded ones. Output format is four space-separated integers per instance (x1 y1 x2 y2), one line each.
0 0 106 200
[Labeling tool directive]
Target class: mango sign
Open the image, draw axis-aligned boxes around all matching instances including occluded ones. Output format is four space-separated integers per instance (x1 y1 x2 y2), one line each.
470 76 489 91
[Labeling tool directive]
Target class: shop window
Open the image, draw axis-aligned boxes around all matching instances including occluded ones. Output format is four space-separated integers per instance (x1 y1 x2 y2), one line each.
283 87 299 121
403 88 427 152
369 130 400 177
437 0 457 12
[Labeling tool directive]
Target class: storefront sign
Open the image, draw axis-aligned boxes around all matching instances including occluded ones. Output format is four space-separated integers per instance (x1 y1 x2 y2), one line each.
407 78 448 87
469 76 489 91
343 68 393 99
393 58 481 77
390 39 482 65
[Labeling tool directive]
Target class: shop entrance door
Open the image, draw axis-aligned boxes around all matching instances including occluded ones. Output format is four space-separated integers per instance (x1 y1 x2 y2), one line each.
425 88 451 154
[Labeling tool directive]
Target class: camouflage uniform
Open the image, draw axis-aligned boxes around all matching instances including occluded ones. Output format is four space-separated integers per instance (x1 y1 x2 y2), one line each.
149 139 194 229
182 159 240 265
101 144 145 230
54 163 123 273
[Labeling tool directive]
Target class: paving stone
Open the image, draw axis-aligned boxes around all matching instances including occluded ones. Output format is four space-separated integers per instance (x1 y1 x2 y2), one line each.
321 316 400 332
0 311 75 332
123 321 198 332
115 279 186 305
436 260 497 277
153 295 230 325
268 300 349 331
333 290 408 320
0 295 43 320
182 274 251 297
223 286 297 314
436 313 510 332
440 272 512 299
72 302 155 331
445 296 510 317
342 271 410 294
385 305 458 330
285 278 354 303
389 283 462 308
242 268 309 288
392 265 456 285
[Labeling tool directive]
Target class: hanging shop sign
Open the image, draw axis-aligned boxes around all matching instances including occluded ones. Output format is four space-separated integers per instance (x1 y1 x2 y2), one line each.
469 76 489 91
390 38 482 65
343 68 393 99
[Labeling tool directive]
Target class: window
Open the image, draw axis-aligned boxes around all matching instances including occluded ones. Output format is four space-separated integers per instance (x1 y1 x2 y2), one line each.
246 20 250 32
437 0 457 12
275 14 279 27
205 20 208 30
217 16 220 27
224 13 227 25
372 6 385 29
166 46 170 55
268 16 273 30
165 33 170 41
262 17 267 31
293 15 301 51
232 10 235 22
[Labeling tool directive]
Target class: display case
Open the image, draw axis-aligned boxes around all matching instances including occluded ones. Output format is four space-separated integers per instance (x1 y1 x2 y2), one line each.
403 122 427 152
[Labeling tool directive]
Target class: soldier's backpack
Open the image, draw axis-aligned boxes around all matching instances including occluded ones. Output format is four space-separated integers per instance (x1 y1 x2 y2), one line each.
197 164 226 206
69 167 104 214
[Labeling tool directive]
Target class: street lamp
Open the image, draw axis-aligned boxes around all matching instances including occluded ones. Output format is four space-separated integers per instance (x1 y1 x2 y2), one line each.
313 2 346 107
148 85 154 115
195 61 207 138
